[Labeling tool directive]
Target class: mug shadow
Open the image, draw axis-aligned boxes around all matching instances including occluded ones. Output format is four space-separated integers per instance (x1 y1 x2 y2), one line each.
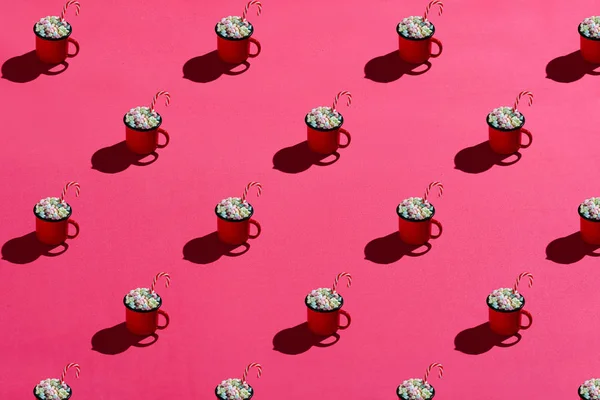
454 141 522 174
546 232 600 264
272 322 341 355
1 50 69 83
183 231 250 264
273 141 341 174
364 51 432 83
91 322 159 355
364 232 432 264
1 232 68 264
546 50 600 83
91 141 158 174
454 322 522 355
183 50 250 83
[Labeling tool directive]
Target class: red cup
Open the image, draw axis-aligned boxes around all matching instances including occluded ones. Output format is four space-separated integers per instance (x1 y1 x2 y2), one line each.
215 385 254 399
123 295 169 336
215 204 261 245
305 295 351 336
397 23 442 64
487 115 532 155
579 207 600 245
305 114 351 155
397 205 442 246
397 385 435 399
487 296 532 336
124 114 170 155
215 24 261 64
579 26 600 64
33 23 79 64
34 385 72 399
34 205 79 246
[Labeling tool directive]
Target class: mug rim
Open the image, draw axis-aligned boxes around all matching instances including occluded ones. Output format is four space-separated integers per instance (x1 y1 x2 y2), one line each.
215 203 254 222
486 294 525 313
33 22 72 41
123 113 163 132
304 112 344 132
397 383 435 399
304 294 344 313
578 24 600 41
123 294 163 313
33 204 73 222
397 203 436 222
578 206 600 223
214 22 255 41
34 384 72 399
486 113 526 132
396 22 435 41
215 383 254 399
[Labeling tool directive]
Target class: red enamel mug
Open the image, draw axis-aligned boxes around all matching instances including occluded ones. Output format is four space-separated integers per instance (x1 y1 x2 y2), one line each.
124 114 170 155
579 26 600 64
487 115 532 155
34 24 79 64
305 295 351 336
487 296 532 336
397 205 442 246
34 385 72 400
215 24 261 64
397 24 442 64
306 115 351 155
215 204 261 245
579 207 600 245
397 385 435 399
215 386 254 400
124 295 169 336
34 205 79 245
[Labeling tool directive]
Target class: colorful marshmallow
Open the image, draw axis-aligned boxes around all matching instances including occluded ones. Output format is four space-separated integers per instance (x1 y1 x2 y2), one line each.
306 288 342 311
125 107 161 130
35 16 71 39
398 379 434 400
217 197 253 220
580 379 600 400
125 288 161 311
580 198 600 220
217 16 253 39
487 106 524 130
398 197 434 221
397 16 434 39
487 288 524 311
580 17 600 39
216 378 253 400
35 379 71 400
35 197 71 220
306 107 343 130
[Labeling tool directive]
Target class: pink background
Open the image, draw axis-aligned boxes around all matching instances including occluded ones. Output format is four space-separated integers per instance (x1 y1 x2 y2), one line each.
1 0 600 398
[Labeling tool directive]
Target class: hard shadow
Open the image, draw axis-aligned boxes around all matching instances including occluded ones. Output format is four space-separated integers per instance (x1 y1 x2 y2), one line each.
91 141 158 174
546 51 600 83
272 322 341 355
454 322 522 355
1 232 68 264
364 232 432 264
183 232 250 264
454 141 522 174
91 322 158 355
1 51 69 83
272 141 341 174
546 232 600 265
364 51 432 83
183 50 250 83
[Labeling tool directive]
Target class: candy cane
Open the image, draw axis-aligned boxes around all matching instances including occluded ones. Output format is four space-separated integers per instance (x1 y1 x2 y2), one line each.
332 91 352 111
242 0 262 21
423 0 443 20
513 91 533 112
242 363 262 383
241 182 262 202
423 181 443 202
332 272 352 293
60 181 80 203
423 363 443 383
60 0 80 21
150 272 171 293
513 272 533 293
150 91 171 111
60 363 80 384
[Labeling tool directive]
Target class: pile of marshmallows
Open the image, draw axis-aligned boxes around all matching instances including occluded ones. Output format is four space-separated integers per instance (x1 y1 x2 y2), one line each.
217 197 253 220
216 379 253 400
125 288 161 311
35 16 71 39
306 288 342 311
487 288 524 311
397 16 433 39
306 107 343 130
35 379 71 400
398 379 434 400
487 107 524 130
125 107 161 130
580 379 600 400
580 198 600 220
580 17 600 39
217 16 253 39
398 197 434 221
35 197 71 220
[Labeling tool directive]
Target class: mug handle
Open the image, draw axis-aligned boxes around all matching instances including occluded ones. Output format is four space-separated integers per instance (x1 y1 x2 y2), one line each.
520 128 532 149
249 38 261 58
338 309 351 330
520 309 532 330
248 219 261 239
67 219 79 239
430 37 443 58
338 128 351 149
157 128 170 148
67 38 80 58
430 219 442 239
157 309 170 329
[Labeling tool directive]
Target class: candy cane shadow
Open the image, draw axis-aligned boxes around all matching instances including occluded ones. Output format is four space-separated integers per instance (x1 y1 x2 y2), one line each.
272 323 341 355
545 232 600 265
91 322 159 355
1 50 70 83
1 232 68 264
364 51 432 83
454 141 522 174
272 141 341 174
364 232 432 264
546 51 600 83
182 232 250 264
91 141 158 174
182 50 251 83
454 322 522 355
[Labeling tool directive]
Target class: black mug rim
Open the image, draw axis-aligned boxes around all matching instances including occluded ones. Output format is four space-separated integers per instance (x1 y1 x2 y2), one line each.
215 202 254 222
214 21 254 41
397 202 436 222
33 383 72 399
33 22 72 41
396 22 435 41
397 383 435 399
304 293 344 313
486 112 525 132
123 112 163 132
33 203 73 222
123 293 163 313
579 206 600 222
304 112 344 132
579 23 600 41
214 383 254 399
486 294 525 313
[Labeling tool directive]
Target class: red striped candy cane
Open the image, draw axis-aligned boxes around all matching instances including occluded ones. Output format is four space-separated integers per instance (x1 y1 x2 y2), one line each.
241 182 262 202
332 272 352 293
242 363 262 383
242 0 262 21
332 91 352 111
150 272 171 293
423 0 443 20
150 91 171 111
423 362 443 383
60 181 80 203
513 272 533 293
423 181 443 202
60 0 80 21
60 363 80 383
513 91 533 112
